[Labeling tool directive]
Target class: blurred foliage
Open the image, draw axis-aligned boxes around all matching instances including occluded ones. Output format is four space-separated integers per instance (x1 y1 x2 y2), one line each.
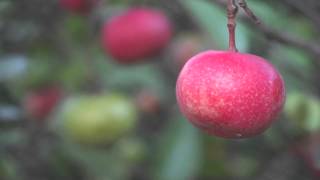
0 0 320 180
182 0 250 52
155 116 202 180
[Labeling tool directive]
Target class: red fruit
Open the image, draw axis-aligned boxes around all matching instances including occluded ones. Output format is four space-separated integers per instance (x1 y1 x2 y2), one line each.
60 0 97 14
24 87 63 120
135 90 161 115
171 35 205 70
102 8 172 63
176 51 285 138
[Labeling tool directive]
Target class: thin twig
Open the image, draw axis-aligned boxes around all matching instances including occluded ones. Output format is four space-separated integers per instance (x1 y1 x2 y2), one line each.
257 23 320 57
237 0 260 24
212 0 320 59
227 0 238 52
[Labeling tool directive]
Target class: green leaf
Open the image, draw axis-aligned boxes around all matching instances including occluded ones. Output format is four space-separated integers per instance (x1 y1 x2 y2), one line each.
60 141 131 180
0 158 19 180
59 58 88 91
64 15 89 43
93 52 170 100
181 0 249 52
155 116 202 180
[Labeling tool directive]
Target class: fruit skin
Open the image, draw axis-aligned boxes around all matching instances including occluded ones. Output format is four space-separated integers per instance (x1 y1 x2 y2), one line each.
24 87 63 120
102 8 172 63
176 51 285 138
62 94 137 145
60 0 97 14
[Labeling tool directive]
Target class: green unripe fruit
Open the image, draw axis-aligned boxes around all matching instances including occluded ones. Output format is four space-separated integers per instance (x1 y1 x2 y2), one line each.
285 92 320 132
305 99 320 132
61 94 138 145
284 92 308 123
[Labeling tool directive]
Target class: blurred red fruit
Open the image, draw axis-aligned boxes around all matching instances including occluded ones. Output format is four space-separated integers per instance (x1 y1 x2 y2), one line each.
171 34 205 70
102 8 172 63
24 87 63 120
176 51 285 138
135 90 161 115
294 134 320 178
60 0 97 14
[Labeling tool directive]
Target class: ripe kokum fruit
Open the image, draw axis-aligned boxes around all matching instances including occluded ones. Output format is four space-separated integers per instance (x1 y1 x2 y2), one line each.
176 51 285 138
60 0 97 14
102 8 172 63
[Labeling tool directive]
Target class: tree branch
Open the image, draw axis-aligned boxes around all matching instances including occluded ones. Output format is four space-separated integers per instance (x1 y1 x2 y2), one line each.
212 0 320 59
237 0 260 24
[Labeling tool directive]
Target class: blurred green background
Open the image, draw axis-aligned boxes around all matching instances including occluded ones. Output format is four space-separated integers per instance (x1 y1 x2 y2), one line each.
1 0 320 179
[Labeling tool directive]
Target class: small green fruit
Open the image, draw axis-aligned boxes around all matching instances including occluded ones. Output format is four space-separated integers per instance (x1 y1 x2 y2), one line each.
284 92 320 132
61 94 138 145
284 92 308 123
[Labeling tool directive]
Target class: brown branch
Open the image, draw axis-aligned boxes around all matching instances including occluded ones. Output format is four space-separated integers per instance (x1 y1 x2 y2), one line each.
212 0 320 59
257 23 320 57
238 0 261 24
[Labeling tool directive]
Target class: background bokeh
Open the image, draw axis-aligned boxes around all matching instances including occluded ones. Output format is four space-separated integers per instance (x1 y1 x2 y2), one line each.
1 0 320 180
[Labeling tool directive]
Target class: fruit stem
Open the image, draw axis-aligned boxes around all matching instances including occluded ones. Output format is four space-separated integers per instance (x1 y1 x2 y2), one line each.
227 0 238 52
